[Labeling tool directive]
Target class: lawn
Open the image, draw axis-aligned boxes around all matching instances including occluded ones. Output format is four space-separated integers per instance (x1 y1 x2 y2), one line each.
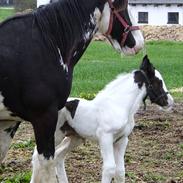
71 41 183 99
0 7 15 22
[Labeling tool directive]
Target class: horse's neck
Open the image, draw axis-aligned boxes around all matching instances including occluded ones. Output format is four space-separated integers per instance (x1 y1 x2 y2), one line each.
93 73 147 114
35 0 99 66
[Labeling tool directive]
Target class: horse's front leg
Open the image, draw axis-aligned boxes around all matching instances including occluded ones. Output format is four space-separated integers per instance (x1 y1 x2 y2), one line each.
0 122 20 163
98 132 116 183
30 104 58 183
113 136 128 183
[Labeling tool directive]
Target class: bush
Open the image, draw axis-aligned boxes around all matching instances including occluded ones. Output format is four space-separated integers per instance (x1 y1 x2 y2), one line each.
14 0 36 11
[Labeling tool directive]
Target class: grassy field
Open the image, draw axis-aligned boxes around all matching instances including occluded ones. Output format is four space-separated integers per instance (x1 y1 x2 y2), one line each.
0 8 15 22
71 41 183 99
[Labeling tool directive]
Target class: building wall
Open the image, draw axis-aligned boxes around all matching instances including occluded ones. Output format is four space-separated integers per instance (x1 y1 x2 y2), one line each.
37 0 50 7
129 5 183 25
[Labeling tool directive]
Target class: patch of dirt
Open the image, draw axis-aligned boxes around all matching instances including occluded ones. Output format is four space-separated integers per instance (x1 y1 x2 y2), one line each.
141 26 183 41
94 25 183 41
0 101 183 183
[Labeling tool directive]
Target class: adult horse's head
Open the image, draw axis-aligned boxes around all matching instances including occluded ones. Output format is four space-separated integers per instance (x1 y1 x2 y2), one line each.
96 0 144 55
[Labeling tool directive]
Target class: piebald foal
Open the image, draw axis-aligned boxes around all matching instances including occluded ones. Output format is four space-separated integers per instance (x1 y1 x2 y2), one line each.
32 55 174 183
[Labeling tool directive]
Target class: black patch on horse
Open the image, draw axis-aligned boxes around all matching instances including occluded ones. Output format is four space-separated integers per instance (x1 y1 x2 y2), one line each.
65 99 79 118
60 120 77 136
4 122 21 138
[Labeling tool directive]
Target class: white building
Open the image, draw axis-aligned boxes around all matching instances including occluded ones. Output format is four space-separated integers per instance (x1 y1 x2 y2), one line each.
37 0 50 7
37 0 58 7
36 0 183 25
129 0 183 25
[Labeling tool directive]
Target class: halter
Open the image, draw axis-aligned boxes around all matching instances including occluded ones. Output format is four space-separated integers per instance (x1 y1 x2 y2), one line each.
140 70 169 109
105 0 140 47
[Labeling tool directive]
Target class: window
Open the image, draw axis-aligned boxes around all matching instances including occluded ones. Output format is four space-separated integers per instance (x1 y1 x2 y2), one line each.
138 12 148 24
168 12 179 24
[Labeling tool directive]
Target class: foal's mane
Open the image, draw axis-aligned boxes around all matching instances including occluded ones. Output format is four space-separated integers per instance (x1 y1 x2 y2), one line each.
94 72 133 99
33 0 96 62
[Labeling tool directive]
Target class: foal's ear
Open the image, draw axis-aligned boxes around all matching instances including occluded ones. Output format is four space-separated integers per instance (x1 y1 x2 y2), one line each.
140 55 155 78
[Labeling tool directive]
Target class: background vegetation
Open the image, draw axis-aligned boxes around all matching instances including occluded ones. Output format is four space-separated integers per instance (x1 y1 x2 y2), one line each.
14 0 36 11
71 41 183 100
0 8 15 21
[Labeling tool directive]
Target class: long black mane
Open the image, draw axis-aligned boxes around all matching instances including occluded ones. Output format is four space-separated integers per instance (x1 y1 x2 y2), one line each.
33 0 97 64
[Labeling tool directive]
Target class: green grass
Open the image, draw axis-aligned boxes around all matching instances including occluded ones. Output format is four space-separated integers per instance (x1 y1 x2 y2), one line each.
10 139 35 150
0 8 15 22
71 41 183 100
2 171 31 183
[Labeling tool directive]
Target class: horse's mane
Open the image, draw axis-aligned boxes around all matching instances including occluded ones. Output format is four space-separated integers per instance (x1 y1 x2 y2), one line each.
33 0 94 62
94 72 134 100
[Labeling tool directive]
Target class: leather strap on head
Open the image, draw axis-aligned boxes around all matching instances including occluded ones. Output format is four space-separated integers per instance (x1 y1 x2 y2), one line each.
105 0 140 47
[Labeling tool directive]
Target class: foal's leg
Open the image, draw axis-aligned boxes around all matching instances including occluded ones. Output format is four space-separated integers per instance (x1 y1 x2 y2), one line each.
0 122 20 163
98 132 116 183
55 136 83 183
113 136 128 183
30 105 58 183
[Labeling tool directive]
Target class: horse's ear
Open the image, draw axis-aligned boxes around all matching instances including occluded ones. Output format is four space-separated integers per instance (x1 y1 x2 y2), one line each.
140 55 155 78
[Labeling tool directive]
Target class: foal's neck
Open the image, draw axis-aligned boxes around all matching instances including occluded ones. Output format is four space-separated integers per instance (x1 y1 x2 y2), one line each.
94 72 147 114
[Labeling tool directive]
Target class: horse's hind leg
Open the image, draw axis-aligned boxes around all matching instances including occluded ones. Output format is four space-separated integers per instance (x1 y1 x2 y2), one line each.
55 136 83 183
0 121 20 163
30 105 58 183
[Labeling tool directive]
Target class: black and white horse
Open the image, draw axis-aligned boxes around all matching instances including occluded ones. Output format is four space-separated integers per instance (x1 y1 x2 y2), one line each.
32 55 173 183
0 0 144 181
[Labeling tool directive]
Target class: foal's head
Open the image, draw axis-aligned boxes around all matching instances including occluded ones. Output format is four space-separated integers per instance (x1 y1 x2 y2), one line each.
97 0 144 55
135 55 174 108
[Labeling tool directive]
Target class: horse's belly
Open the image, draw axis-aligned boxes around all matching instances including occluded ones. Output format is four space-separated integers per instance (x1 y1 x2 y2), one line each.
73 124 98 141
0 93 22 122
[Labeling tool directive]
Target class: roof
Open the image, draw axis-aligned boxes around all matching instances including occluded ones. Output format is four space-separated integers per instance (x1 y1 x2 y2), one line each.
129 0 183 4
